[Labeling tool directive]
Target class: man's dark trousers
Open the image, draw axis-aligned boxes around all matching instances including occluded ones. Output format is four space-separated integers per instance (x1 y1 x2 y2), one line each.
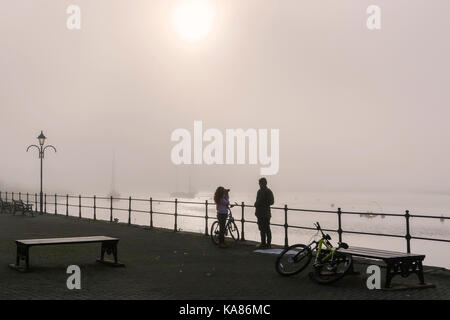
257 214 271 245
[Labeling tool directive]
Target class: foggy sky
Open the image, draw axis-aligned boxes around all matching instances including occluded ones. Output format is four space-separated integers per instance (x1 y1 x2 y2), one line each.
1 0 450 196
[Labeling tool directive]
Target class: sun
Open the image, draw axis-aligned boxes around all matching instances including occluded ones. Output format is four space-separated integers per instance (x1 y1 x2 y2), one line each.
172 0 215 42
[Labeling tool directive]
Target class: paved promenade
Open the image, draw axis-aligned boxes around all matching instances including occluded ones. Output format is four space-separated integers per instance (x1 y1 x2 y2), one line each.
0 213 449 299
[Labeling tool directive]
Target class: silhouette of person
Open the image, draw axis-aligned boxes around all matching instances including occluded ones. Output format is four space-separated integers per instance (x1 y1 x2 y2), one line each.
254 178 274 249
214 187 233 248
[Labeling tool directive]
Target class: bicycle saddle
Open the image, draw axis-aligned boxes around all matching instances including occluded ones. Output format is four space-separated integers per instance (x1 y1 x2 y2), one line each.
338 242 349 249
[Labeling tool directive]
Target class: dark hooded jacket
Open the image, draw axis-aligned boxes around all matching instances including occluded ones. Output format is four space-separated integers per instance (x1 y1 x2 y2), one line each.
254 187 274 218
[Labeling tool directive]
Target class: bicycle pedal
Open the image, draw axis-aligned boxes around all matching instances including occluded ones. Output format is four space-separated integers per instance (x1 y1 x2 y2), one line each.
327 266 337 272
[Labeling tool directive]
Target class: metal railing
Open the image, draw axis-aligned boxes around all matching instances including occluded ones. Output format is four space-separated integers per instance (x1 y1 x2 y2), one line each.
1 190 449 253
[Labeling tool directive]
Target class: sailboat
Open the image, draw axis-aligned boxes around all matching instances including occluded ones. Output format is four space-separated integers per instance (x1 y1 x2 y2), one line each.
170 172 197 199
108 150 121 200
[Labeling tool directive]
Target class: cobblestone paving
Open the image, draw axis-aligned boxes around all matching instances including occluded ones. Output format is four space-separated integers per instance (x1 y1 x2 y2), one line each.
0 213 449 299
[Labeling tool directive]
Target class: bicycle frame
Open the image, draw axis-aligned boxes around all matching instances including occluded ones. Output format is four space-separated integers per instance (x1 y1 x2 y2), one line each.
219 208 235 236
227 211 234 223
292 224 337 267
313 238 337 267
276 222 351 283
210 205 240 245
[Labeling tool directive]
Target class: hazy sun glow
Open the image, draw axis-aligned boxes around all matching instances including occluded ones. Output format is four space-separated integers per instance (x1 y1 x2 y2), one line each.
172 0 215 42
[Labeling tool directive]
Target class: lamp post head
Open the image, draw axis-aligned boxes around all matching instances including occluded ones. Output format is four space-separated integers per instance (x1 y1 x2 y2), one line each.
37 131 46 146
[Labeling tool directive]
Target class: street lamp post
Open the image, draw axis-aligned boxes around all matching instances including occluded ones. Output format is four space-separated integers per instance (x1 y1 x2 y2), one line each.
27 131 57 214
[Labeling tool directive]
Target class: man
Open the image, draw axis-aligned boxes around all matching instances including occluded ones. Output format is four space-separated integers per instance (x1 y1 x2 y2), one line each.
254 177 274 249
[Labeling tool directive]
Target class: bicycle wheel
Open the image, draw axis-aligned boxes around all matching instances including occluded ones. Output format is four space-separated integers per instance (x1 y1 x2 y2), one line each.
311 252 353 284
227 220 240 241
275 244 312 276
210 221 220 245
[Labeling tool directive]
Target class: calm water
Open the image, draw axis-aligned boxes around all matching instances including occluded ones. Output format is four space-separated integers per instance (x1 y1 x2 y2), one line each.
44 191 450 269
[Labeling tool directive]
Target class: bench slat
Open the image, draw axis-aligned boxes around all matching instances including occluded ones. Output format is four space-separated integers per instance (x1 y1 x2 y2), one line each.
341 246 413 256
338 246 425 259
345 246 424 257
16 236 118 246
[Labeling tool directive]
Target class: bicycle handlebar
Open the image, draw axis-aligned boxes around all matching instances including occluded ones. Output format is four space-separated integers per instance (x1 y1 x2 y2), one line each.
314 222 332 243
314 222 324 234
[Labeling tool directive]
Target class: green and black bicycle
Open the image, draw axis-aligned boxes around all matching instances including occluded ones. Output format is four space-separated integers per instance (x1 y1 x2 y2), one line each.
275 222 353 284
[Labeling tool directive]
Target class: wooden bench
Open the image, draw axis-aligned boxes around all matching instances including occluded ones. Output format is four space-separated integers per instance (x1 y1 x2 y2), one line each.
9 236 124 272
12 199 34 216
0 198 13 213
338 246 426 288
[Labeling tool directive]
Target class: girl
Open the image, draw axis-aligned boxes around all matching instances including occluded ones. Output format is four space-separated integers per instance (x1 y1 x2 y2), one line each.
214 186 233 248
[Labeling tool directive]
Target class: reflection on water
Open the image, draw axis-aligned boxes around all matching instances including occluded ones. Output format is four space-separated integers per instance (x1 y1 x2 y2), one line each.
44 191 450 269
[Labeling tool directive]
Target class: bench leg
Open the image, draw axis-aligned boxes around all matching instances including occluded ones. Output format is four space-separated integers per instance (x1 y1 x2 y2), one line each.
22 245 30 270
100 243 106 261
25 248 29 270
417 260 425 285
113 243 118 264
385 264 393 288
10 244 30 272
97 241 124 267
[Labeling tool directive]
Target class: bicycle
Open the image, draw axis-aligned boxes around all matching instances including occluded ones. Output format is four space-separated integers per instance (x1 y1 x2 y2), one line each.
210 204 240 245
275 222 353 284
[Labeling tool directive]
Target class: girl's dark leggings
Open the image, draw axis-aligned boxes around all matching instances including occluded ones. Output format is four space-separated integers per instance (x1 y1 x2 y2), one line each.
217 213 227 243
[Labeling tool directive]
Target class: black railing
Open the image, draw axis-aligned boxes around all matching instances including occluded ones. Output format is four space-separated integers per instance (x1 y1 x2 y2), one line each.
1 190 449 254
